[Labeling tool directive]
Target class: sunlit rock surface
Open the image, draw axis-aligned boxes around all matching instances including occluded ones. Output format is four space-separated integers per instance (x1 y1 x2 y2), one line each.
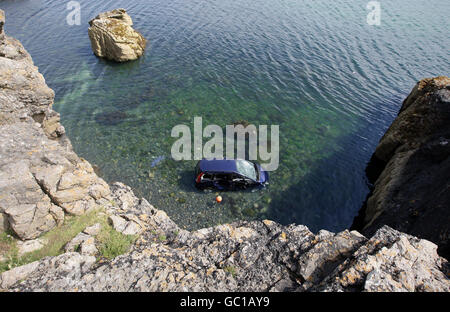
0 10 110 240
88 8 147 62
2 182 449 291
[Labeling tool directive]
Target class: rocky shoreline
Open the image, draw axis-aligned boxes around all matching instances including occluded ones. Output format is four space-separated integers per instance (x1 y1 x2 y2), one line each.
0 11 449 291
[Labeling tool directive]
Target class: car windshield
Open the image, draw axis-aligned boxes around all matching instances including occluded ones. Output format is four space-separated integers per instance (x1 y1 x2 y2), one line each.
236 160 257 181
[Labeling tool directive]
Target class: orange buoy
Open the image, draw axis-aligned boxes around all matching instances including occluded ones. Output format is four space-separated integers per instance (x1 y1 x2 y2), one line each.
216 195 223 203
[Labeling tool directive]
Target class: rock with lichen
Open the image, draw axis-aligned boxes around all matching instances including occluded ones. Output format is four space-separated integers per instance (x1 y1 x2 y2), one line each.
88 9 147 62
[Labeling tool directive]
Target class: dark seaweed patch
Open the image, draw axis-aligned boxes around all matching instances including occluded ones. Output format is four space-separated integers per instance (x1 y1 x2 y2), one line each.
95 111 128 126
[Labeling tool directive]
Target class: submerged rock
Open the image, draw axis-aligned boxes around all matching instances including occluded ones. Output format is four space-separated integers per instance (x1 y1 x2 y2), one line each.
94 110 128 126
88 9 147 62
233 120 251 127
150 156 165 168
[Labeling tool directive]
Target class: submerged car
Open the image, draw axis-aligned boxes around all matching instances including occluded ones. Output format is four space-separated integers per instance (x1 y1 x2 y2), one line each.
195 159 269 190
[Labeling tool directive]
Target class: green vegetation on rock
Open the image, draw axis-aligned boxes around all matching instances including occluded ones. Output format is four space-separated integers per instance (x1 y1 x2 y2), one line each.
0 209 136 273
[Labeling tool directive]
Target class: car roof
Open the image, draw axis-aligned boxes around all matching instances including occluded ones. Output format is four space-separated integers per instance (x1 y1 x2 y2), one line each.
199 159 240 173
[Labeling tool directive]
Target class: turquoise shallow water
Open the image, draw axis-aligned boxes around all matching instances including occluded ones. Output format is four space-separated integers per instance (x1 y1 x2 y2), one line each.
2 0 449 231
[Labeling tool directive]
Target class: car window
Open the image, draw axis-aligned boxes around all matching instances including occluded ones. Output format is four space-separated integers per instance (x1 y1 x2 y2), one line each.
236 160 257 181
231 174 241 181
203 173 213 180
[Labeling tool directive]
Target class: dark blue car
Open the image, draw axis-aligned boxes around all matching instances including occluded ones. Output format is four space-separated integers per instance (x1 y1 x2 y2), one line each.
195 159 269 190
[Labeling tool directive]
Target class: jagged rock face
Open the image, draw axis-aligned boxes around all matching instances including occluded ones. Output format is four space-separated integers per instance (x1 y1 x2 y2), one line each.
312 226 450 292
353 77 450 259
0 12 110 240
88 9 147 62
1 183 449 292
0 31 54 127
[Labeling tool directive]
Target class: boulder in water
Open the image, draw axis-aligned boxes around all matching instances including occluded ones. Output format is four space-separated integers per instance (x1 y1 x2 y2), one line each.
88 9 147 62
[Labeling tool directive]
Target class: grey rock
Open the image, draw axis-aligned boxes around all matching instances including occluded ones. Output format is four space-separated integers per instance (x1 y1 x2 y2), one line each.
49 204 65 226
17 238 47 256
2 178 449 292
121 220 142 236
312 226 450 292
108 215 127 233
34 165 65 194
0 161 56 239
297 230 366 287
108 213 142 236
80 237 98 256
109 182 139 211
83 223 101 236
0 260 39 289
4 213 450 292
65 233 91 253
1 252 96 291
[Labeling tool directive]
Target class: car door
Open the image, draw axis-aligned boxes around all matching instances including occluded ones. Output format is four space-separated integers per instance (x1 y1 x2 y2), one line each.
231 173 249 189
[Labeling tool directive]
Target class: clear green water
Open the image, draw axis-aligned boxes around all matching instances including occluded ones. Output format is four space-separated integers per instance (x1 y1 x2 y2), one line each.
2 0 449 231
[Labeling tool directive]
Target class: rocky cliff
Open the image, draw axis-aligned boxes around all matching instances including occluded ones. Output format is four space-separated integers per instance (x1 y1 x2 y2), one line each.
3 183 449 292
352 77 450 260
0 12 111 240
0 11 449 292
